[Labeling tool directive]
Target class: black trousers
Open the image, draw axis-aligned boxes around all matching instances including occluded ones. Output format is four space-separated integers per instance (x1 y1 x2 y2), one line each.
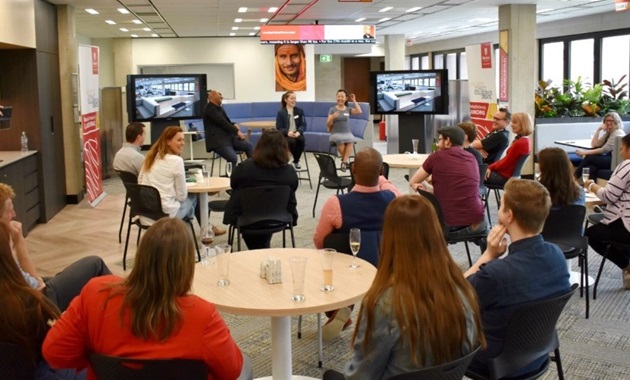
574 153 611 180
585 218 630 269
286 134 305 163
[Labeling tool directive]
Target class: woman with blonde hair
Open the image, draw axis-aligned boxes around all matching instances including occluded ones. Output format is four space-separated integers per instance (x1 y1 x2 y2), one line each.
574 111 626 181
324 195 485 380
43 218 249 379
139 126 197 220
538 147 585 207
485 112 533 186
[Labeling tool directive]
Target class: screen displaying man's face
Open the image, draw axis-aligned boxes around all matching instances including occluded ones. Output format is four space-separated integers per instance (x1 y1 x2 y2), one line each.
276 45 301 80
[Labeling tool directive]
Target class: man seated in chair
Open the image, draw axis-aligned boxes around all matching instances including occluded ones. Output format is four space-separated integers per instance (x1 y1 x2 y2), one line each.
0 182 112 312
471 107 510 164
313 147 401 342
410 126 487 239
113 122 146 176
203 89 253 169
464 179 570 378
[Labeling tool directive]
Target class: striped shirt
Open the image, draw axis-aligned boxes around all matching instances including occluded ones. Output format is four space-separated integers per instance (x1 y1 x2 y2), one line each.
596 159 630 232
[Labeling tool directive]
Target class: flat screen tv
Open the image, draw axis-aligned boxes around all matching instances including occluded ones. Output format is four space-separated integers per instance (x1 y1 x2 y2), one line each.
126 74 207 122
370 70 449 114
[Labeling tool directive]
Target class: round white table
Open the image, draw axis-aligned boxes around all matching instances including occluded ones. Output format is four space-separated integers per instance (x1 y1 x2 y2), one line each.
187 177 231 228
192 248 377 380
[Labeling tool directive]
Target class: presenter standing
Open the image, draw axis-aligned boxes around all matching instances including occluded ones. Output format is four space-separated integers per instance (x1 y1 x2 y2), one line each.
328 89 362 171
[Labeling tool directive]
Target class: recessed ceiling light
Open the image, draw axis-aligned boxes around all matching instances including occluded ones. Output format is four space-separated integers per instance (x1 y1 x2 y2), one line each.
235 18 242 23
105 20 116 25
379 7 393 12
117 8 129 14
355 18 366 22
131 34 138 38
238 7 247 13
120 27 129 32
231 26 239 30
229 32 236 36
151 34 159 37
85 9 99 15
378 17 391 22
268 7 278 13
260 18 269 23
143 27 151 31
132 20 142 25
406 7 422 12
249 32 255 36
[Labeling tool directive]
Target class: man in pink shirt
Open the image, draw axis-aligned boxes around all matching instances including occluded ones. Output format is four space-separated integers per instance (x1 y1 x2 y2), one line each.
313 147 401 342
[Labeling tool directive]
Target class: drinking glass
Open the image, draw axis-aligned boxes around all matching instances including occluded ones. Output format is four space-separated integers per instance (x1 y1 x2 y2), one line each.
319 248 336 292
201 164 210 186
216 244 232 286
412 139 419 155
290 256 308 302
226 162 233 177
582 168 590 185
349 228 361 269
200 225 215 266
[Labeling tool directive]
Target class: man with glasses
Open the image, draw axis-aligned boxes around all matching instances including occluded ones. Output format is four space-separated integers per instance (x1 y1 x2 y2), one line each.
472 108 511 164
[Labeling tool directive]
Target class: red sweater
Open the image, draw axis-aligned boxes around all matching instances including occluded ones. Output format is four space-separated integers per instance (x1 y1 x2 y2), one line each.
42 275 243 380
488 137 530 179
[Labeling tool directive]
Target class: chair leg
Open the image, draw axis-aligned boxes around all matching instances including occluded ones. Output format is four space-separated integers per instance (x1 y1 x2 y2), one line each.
593 251 609 300
305 154 313 189
123 218 133 271
485 196 492 226
313 180 322 218
237 226 242 252
187 219 201 262
317 313 323 368
282 229 286 248
297 315 303 339
118 197 128 244
464 241 473 267
553 348 565 380
583 251 590 319
290 226 296 248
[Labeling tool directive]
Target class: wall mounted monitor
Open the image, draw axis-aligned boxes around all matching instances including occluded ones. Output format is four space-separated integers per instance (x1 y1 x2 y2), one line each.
370 70 449 115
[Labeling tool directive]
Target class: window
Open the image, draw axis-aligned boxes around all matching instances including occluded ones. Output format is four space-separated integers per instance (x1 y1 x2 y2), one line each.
460 52 468 80
541 42 565 89
411 56 420 70
421 55 430 69
570 39 594 84
446 53 457 79
434 54 444 69
601 35 630 94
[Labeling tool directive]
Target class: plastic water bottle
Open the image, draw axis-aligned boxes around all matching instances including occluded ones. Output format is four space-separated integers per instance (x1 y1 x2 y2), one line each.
20 131 28 151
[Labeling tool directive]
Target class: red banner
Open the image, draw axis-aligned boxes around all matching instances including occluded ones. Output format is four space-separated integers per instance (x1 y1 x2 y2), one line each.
82 112 103 203
481 43 492 69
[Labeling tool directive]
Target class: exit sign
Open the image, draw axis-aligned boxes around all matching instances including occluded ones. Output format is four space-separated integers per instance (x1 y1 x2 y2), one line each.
320 55 333 62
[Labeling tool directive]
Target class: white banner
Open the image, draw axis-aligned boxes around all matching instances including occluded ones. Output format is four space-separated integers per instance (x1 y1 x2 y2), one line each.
465 43 498 139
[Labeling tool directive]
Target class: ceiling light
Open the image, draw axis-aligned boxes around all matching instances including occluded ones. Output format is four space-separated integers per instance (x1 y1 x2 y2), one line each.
355 18 366 22
85 9 99 15
151 34 159 37
131 34 138 38
379 7 393 12
238 7 247 13
117 8 129 14
268 7 278 13
260 18 269 23
105 20 116 25
229 32 236 36
231 26 239 30
378 17 391 22
143 27 151 31
235 18 242 23
249 32 255 36
120 28 129 32
132 20 142 24
406 7 422 12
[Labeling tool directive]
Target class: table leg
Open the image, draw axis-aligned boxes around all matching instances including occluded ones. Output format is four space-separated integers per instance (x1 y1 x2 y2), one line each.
198 192 209 229
271 316 292 380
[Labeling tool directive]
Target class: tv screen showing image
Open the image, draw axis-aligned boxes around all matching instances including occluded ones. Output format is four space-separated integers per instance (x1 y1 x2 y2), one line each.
126 74 207 122
370 70 449 115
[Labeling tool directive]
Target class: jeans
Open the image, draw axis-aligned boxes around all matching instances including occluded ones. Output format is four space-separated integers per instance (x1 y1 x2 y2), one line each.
175 194 198 221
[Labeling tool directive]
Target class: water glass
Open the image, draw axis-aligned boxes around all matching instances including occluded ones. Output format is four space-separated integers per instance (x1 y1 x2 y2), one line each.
216 244 232 286
290 256 308 302
226 162 233 177
319 248 336 292
349 228 361 269
582 167 590 185
201 226 215 266
412 139 419 154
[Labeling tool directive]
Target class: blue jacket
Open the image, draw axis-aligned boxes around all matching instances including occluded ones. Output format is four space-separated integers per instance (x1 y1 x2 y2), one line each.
275 107 307 135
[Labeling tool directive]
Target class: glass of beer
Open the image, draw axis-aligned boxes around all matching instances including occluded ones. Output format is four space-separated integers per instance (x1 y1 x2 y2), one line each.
319 248 336 292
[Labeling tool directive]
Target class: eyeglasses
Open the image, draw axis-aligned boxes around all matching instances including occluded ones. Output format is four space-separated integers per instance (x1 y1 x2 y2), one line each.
493 117 506 121
604 119 615 124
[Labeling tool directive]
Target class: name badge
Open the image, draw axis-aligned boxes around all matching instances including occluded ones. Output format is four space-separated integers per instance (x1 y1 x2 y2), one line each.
294 115 299 119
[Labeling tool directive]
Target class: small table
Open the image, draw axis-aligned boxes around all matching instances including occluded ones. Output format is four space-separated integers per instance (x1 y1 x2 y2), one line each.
382 153 429 181
585 191 604 207
187 177 231 228
239 120 276 140
554 139 592 150
192 248 377 380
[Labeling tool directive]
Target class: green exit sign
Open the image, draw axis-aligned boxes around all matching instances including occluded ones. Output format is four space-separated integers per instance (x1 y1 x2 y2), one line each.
320 55 333 63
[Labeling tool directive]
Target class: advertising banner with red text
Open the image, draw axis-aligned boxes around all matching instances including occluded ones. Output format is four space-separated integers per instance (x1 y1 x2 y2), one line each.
78 45 103 205
465 43 498 139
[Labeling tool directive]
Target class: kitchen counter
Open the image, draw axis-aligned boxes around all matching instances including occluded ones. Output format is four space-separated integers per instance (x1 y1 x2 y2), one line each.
0 150 37 169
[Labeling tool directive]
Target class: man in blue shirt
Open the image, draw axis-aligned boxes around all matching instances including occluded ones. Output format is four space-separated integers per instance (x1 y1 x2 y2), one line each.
465 178 570 377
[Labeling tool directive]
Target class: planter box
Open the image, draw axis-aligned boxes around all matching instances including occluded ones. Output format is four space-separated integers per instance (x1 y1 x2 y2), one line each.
534 116 630 154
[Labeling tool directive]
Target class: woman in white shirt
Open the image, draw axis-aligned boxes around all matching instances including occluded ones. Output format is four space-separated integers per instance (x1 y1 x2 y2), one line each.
138 126 197 220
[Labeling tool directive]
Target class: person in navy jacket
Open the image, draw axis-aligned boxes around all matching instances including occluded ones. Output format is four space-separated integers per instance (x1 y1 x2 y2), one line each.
276 91 306 169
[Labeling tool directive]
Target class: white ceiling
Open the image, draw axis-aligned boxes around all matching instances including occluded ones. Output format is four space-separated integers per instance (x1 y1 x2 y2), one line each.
47 0 615 44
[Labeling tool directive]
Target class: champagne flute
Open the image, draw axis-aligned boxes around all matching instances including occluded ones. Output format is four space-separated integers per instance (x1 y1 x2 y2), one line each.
226 162 233 177
349 228 361 269
201 225 215 266
582 168 590 186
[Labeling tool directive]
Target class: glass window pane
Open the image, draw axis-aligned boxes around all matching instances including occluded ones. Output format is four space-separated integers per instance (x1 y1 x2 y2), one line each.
404 56 411 70
411 56 420 70
434 54 443 69
570 39 594 85
602 35 630 97
446 53 457 79
421 56 430 69
542 42 564 90
459 52 468 80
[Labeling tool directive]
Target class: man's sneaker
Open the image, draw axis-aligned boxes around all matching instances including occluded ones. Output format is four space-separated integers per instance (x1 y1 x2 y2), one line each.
623 270 630 290
322 307 351 342
294 161 301 170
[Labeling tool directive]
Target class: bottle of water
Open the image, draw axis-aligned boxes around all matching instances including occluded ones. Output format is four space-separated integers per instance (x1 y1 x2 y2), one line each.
20 131 28 151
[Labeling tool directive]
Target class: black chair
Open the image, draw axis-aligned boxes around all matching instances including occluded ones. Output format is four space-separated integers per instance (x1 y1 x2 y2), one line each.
295 155 313 189
0 343 34 380
115 170 138 244
541 205 590 318
88 353 207 380
382 162 390 180
484 153 529 225
465 284 578 380
123 184 200 270
312 153 352 217
593 241 630 299
417 189 487 267
387 346 481 380
231 186 295 251
477 164 490 224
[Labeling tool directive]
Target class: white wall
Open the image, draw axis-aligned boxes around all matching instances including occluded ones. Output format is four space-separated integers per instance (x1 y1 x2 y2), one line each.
0 0 35 48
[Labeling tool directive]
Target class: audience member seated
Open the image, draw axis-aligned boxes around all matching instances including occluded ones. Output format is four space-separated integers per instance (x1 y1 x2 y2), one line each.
323 195 486 380
458 121 483 165
538 147 585 207
113 122 146 176
0 223 86 380
472 108 510 164
465 179 570 378
276 91 307 169
484 112 533 186
574 111 626 181
313 147 400 342
223 129 298 250
584 133 630 289
0 183 111 312
203 89 253 169
410 126 487 238
43 218 251 380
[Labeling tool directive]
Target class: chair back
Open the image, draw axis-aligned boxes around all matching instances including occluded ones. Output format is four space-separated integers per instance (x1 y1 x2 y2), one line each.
382 162 390 180
323 231 351 255
486 284 577 379
116 170 138 185
416 189 448 239
387 346 481 380
314 153 342 183
126 184 169 221
510 153 530 178
88 353 207 380
237 186 293 228
323 230 382 267
0 343 34 380
541 205 586 251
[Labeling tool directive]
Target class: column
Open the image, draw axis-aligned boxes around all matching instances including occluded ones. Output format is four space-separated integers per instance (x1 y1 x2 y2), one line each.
383 34 406 154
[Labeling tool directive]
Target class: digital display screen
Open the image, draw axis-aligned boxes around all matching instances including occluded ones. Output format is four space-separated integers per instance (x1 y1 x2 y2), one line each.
370 70 449 115
260 25 376 44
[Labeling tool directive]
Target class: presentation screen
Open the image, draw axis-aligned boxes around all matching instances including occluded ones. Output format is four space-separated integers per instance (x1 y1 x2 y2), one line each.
370 70 450 115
